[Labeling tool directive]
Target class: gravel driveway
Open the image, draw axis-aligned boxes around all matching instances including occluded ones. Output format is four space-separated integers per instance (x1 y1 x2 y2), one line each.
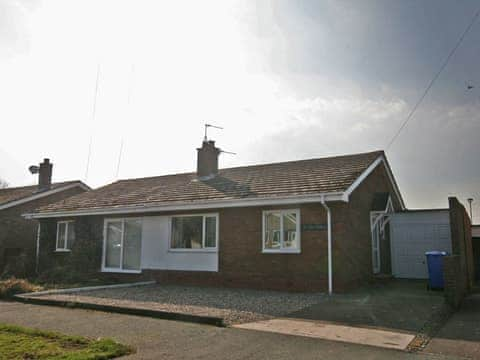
31 284 324 325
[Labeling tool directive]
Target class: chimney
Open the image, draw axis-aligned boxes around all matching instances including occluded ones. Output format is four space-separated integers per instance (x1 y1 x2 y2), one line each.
38 158 52 191
197 140 220 178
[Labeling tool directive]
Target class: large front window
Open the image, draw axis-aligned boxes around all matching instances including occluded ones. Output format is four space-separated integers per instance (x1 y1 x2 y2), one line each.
263 209 300 253
103 218 142 272
170 214 218 250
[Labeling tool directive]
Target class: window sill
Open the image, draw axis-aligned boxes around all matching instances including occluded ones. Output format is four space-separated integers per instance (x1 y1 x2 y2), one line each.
54 249 71 253
262 249 301 254
168 248 218 254
101 268 142 274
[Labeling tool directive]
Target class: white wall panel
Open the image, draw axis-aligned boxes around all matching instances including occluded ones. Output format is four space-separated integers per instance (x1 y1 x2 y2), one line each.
140 216 218 272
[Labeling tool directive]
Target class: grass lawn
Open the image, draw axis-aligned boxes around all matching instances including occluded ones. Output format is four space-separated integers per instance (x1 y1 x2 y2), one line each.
0 323 133 359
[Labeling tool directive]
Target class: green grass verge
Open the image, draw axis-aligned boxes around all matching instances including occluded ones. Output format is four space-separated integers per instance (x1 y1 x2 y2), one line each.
0 323 134 359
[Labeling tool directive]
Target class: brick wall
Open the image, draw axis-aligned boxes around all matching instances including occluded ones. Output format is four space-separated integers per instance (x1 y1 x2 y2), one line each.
335 164 403 288
444 197 474 306
37 215 104 278
38 163 401 292
444 255 463 308
0 186 86 274
39 204 330 291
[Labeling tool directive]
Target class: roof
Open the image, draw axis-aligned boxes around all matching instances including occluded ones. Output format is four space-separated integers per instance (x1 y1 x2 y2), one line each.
30 150 400 217
0 181 90 210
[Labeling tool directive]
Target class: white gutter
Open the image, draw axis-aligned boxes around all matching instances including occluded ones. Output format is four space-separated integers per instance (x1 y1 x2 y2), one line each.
320 197 333 295
24 191 346 219
343 156 405 210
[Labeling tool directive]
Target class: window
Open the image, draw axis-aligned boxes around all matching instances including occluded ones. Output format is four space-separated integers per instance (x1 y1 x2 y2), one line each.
103 218 142 272
170 214 218 251
56 221 75 251
263 209 300 253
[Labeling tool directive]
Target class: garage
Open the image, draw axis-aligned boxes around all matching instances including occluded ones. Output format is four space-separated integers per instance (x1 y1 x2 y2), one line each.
390 210 452 279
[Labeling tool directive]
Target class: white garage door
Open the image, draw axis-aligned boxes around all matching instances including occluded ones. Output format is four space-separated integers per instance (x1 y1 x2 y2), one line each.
390 211 452 279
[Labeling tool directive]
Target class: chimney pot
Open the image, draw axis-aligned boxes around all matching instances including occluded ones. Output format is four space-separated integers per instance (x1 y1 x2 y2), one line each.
38 158 53 191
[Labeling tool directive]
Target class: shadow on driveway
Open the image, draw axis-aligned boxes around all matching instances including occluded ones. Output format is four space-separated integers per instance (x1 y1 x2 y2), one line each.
287 280 445 334
424 293 480 359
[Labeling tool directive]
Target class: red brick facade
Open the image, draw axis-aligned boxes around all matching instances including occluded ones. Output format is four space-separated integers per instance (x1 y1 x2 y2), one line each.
39 163 402 292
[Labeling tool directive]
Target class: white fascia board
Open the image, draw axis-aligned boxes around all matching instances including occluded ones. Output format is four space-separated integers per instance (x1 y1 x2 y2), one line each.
0 183 89 211
343 156 405 210
24 192 346 219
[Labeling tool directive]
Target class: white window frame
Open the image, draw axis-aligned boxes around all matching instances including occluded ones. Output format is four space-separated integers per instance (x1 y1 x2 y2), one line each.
168 213 219 253
55 220 75 252
102 218 143 274
262 209 301 254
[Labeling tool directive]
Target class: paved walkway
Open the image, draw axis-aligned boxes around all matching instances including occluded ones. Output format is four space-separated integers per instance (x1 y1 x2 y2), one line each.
234 318 415 350
0 301 460 359
424 294 480 359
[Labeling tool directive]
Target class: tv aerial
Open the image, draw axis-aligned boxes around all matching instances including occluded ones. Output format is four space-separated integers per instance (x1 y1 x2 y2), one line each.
203 123 236 155
28 165 39 174
204 123 223 141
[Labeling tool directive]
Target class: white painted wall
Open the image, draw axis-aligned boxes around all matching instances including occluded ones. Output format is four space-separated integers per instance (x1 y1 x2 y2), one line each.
140 216 218 272
390 211 452 279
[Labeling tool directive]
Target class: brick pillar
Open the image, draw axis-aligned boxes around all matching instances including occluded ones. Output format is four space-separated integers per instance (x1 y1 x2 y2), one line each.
443 255 463 308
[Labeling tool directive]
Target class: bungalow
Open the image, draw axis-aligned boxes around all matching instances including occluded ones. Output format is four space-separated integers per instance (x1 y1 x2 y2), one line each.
26 141 405 292
0 159 89 275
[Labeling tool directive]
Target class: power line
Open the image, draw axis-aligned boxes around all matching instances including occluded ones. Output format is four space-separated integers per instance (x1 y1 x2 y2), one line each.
386 8 480 151
115 64 135 180
84 64 101 182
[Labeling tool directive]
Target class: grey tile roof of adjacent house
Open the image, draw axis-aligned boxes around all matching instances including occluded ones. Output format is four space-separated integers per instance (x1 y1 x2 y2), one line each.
0 181 89 209
33 150 388 214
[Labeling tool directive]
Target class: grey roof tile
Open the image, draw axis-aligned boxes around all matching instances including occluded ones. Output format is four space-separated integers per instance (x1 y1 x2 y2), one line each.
35 151 384 213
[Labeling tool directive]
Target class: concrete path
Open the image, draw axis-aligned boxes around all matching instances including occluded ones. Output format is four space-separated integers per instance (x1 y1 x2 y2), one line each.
424 294 480 359
234 318 415 350
0 301 460 360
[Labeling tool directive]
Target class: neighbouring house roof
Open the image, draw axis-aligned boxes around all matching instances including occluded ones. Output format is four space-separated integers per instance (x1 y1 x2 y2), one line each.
0 181 90 211
27 150 405 218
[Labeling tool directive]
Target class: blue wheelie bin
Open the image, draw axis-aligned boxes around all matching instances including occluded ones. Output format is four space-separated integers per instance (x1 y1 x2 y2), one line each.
425 251 448 290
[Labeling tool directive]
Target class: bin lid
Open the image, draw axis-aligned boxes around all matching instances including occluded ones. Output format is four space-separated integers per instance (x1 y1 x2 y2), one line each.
425 251 448 256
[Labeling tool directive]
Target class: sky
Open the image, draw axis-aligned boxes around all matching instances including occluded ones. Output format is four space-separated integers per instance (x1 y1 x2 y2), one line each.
0 0 479 221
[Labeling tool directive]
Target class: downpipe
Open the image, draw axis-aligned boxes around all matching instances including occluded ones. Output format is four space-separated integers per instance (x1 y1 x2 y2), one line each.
320 198 333 295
